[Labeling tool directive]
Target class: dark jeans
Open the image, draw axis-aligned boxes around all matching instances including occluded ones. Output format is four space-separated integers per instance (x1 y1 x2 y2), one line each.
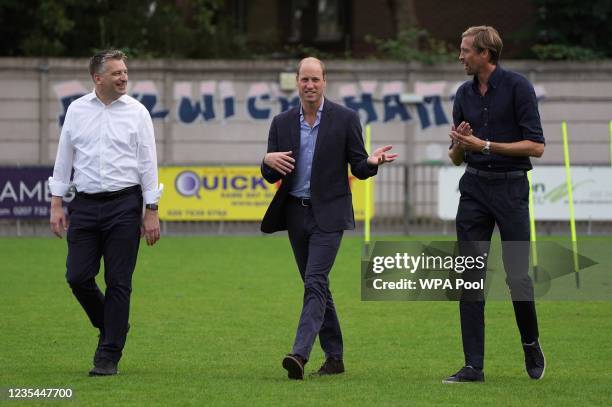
455 171 539 370
65 187 142 364
285 200 344 361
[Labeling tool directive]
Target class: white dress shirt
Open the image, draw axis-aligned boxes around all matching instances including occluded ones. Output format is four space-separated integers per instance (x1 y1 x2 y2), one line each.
49 91 161 204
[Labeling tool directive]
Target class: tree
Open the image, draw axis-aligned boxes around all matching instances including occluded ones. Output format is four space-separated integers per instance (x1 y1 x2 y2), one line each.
532 0 612 59
0 0 243 58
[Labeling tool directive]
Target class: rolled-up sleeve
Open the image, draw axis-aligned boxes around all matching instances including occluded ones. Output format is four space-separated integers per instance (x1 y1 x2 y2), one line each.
514 78 545 144
137 109 162 204
49 108 74 197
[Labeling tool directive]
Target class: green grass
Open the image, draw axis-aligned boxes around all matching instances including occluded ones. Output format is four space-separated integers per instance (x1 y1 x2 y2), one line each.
1 236 611 406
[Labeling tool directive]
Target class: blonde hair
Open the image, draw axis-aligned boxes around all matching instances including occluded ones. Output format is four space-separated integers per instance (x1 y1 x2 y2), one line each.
462 26 503 64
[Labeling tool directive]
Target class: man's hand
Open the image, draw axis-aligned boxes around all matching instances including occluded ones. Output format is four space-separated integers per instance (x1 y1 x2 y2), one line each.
141 209 160 246
367 145 398 166
49 196 68 238
449 124 465 151
263 151 295 175
450 121 485 152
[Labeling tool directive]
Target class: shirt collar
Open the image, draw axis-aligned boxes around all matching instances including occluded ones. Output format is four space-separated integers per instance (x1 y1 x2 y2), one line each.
472 65 504 90
299 97 325 119
87 90 130 105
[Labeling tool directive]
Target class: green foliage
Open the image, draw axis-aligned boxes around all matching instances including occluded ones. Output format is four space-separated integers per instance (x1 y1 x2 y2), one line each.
20 0 75 56
533 0 611 59
0 0 247 58
531 44 605 61
365 27 455 64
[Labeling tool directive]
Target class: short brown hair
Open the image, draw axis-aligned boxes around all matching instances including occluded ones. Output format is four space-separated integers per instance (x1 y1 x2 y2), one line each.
462 26 503 64
296 57 326 78
89 49 127 77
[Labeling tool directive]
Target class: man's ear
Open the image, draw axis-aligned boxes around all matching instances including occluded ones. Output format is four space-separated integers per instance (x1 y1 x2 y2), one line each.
481 48 491 62
92 74 99 85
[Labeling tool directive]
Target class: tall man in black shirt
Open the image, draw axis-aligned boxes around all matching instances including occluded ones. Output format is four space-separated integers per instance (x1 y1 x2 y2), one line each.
445 26 546 383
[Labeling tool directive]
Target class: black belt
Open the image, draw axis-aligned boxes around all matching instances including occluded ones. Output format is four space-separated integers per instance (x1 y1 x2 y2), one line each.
466 166 525 179
288 195 311 207
76 185 141 201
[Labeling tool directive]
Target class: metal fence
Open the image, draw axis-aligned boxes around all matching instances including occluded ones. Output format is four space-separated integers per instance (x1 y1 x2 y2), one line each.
2 163 612 236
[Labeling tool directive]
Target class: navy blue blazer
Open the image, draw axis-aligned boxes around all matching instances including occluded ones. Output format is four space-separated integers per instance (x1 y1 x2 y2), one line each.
261 99 377 233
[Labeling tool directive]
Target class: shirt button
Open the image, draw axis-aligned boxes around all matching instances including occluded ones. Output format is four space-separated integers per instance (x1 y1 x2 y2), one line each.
484 107 488 111
484 123 488 126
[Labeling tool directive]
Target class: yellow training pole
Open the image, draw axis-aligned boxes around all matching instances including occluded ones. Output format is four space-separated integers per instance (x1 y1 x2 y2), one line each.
562 121 580 287
364 125 372 245
527 172 539 282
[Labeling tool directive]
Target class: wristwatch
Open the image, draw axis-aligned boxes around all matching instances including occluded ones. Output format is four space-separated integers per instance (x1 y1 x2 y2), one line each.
481 140 491 155
145 203 159 211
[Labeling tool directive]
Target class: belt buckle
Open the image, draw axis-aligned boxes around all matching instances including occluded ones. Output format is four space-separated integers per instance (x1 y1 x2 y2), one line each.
300 198 309 207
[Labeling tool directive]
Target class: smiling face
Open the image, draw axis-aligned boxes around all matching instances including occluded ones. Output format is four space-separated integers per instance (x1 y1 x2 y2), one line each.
459 35 488 76
296 58 326 107
93 58 128 102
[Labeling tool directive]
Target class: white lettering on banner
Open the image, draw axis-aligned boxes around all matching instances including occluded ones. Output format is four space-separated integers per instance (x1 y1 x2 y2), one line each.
438 166 612 221
0 182 18 202
19 181 41 201
53 80 546 129
0 181 52 203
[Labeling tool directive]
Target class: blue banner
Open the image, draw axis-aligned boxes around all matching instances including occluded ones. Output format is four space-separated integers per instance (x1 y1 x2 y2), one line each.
0 167 60 219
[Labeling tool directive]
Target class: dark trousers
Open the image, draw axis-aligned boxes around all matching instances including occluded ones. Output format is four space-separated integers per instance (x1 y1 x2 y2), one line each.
65 187 142 364
455 172 539 370
285 200 344 361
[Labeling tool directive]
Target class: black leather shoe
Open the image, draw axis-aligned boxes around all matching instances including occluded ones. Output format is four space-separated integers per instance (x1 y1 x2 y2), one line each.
311 358 345 376
89 359 118 376
523 341 545 380
442 366 484 383
282 354 306 380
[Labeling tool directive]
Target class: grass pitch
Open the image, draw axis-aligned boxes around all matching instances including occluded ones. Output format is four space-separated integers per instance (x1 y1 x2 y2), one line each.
1 236 611 406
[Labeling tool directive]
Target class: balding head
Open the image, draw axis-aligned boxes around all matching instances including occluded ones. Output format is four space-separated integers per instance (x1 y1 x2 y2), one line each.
296 57 326 79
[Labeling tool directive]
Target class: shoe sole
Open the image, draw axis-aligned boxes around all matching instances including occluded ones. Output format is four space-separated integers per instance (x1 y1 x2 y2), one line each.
88 371 118 377
310 370 345 377
441 378 484 384
282 356 304 380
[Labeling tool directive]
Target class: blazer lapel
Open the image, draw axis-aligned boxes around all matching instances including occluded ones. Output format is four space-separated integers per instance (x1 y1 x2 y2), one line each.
289 108 300 160
313 100 332 160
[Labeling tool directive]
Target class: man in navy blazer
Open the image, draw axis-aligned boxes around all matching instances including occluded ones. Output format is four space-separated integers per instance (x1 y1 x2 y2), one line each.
261 57 397 380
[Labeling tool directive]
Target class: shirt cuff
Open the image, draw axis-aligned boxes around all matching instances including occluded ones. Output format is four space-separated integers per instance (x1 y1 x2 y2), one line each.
48 177 71 197
143 183 163 204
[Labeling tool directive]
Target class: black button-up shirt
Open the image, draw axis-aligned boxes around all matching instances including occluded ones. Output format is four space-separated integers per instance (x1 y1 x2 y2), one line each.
452 65 545 171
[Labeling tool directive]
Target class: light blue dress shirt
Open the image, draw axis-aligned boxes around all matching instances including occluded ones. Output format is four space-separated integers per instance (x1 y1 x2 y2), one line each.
289 98 324 198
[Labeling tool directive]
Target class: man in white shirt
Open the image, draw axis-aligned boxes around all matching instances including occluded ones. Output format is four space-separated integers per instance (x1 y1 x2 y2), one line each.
49 50 161 376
